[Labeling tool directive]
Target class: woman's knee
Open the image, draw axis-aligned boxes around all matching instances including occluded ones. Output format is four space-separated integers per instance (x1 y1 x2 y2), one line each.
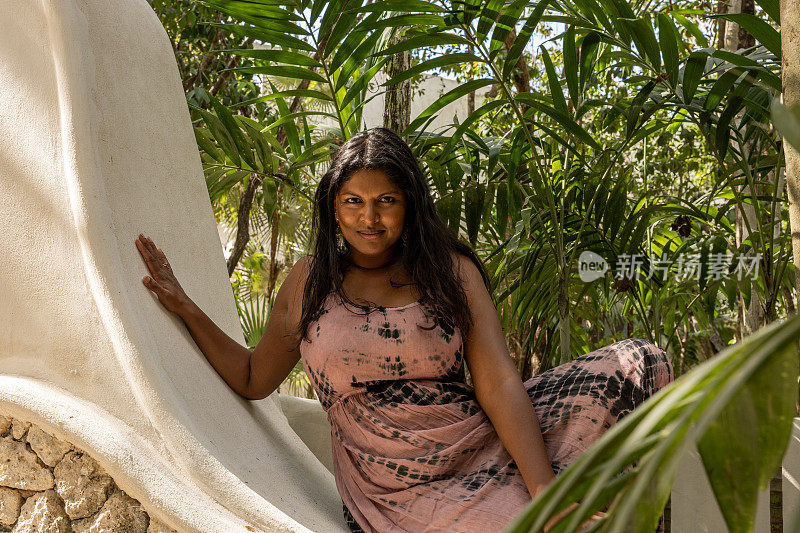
625 338 674 391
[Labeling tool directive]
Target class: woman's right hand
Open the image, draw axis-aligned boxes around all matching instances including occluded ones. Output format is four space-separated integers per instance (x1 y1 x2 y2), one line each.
135 234 192 315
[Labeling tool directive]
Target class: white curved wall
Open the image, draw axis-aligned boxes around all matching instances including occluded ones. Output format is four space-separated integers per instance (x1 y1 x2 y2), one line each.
0 1 344 531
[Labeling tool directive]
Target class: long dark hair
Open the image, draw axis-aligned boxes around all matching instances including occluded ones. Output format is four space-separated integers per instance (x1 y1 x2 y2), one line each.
299 127 490 342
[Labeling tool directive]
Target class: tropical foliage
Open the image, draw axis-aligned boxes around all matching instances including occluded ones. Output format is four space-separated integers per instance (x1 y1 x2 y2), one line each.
150 0 799 529
508 313 799 532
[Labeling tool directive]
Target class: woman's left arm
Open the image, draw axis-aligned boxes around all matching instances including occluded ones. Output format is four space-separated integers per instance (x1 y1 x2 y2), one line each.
456 255 556 499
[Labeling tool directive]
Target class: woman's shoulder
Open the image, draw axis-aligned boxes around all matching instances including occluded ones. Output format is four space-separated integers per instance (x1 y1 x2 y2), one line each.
292 255 314 276
281 255 313 288
450 251 487 289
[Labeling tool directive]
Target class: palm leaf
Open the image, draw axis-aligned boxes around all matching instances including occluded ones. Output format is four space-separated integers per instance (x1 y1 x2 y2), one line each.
505 315 800 532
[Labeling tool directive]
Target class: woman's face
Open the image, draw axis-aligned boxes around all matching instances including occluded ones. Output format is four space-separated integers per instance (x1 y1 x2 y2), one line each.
335 168 407 266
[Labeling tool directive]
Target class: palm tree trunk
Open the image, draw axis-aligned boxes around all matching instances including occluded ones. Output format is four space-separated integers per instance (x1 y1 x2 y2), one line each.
383 29 411 134
726 0 766 339
775 2 800 530
782 0 800 304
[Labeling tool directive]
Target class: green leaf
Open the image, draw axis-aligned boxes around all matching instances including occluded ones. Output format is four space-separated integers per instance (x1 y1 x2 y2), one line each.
364 13 447 31
203 1 308 35
488 0 529 59
476 0 505 44
234 65 327 84
262 177 278 218
716 96 744 159
711 52 780 92
672 13 708 48
273 95 300 157
375 32 471 57
266 111 339 134
698 335 797 531
335 30 387 91
658 14 679 87
563 26 579 106
329 21 371 73
208 169 248 202
202 0 302 22
385 53 482 87
405 79 495 134
704 69 744 112
541 46 567 115
348 0 445 14
503 1 550 81
194 126 224 164
309 0 328 25
579 32 602 92
222 49 322 68
754 0 780 23
341 57 389 109
506 315 800 533
465 181 485 246
623 17 661 73
718 13 781 58
573 0 613 33
440 100 507 150
208 23 316 52
517 95 602 150
317 0 348 46
461 0 483 25
238 89 333 107
495 181 509 235
681 51 708 104
196 104 242 167
238 119 273 173
321 7 359 59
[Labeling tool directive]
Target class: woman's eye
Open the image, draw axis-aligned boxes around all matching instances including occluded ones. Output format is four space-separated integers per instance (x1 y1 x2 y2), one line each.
344 198 361 204
380 197 395 203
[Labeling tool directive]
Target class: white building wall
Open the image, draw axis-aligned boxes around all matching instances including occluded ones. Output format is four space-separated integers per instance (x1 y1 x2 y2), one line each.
360 71 486 133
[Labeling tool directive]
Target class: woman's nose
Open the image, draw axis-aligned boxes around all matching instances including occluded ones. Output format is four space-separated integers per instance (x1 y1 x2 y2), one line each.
361 202 379 223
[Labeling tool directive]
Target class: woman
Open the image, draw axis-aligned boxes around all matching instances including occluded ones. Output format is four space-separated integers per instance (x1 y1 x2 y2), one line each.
136 128 673 532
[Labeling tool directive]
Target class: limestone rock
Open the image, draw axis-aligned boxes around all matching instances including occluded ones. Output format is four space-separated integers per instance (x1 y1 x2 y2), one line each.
53 451 112 519
0 486 22 527
10 421 30 441
11 490 70 533
146 517 178 533
71 490 147 533
0 416 12 436
0 437 54 490
26 427 72 468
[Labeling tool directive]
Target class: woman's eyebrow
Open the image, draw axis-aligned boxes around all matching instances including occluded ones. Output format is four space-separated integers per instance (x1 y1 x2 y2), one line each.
340 189 401 196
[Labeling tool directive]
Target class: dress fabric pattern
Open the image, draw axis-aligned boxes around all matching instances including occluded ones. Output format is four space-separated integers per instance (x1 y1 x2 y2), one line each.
299 293 674 533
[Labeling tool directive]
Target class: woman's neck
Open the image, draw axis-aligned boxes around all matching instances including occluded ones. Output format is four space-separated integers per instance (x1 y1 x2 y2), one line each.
347 248 401 271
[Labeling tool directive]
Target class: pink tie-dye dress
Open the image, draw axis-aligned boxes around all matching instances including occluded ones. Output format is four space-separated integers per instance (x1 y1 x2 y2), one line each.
299 293 673 532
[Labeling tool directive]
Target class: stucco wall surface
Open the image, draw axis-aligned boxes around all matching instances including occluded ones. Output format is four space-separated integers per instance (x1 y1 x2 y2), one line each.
672 419 800 532
0 0 344 531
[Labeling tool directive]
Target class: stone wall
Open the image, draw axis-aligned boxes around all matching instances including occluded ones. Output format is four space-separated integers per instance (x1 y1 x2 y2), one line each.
0 415 177 532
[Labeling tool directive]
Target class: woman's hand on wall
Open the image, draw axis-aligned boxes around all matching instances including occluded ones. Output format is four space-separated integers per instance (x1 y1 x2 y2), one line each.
136 234 192 314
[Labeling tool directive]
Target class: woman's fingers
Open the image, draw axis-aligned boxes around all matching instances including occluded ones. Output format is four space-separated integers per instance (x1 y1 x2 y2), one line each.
136 235 171 273
135 238 155 270
136 234 190 315
156 248 172 270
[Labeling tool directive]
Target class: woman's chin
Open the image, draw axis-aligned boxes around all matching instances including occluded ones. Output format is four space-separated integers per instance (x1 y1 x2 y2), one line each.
348 240 402 259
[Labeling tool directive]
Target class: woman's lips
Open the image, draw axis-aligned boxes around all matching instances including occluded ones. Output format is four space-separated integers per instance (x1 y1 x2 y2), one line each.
358 230 384 240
